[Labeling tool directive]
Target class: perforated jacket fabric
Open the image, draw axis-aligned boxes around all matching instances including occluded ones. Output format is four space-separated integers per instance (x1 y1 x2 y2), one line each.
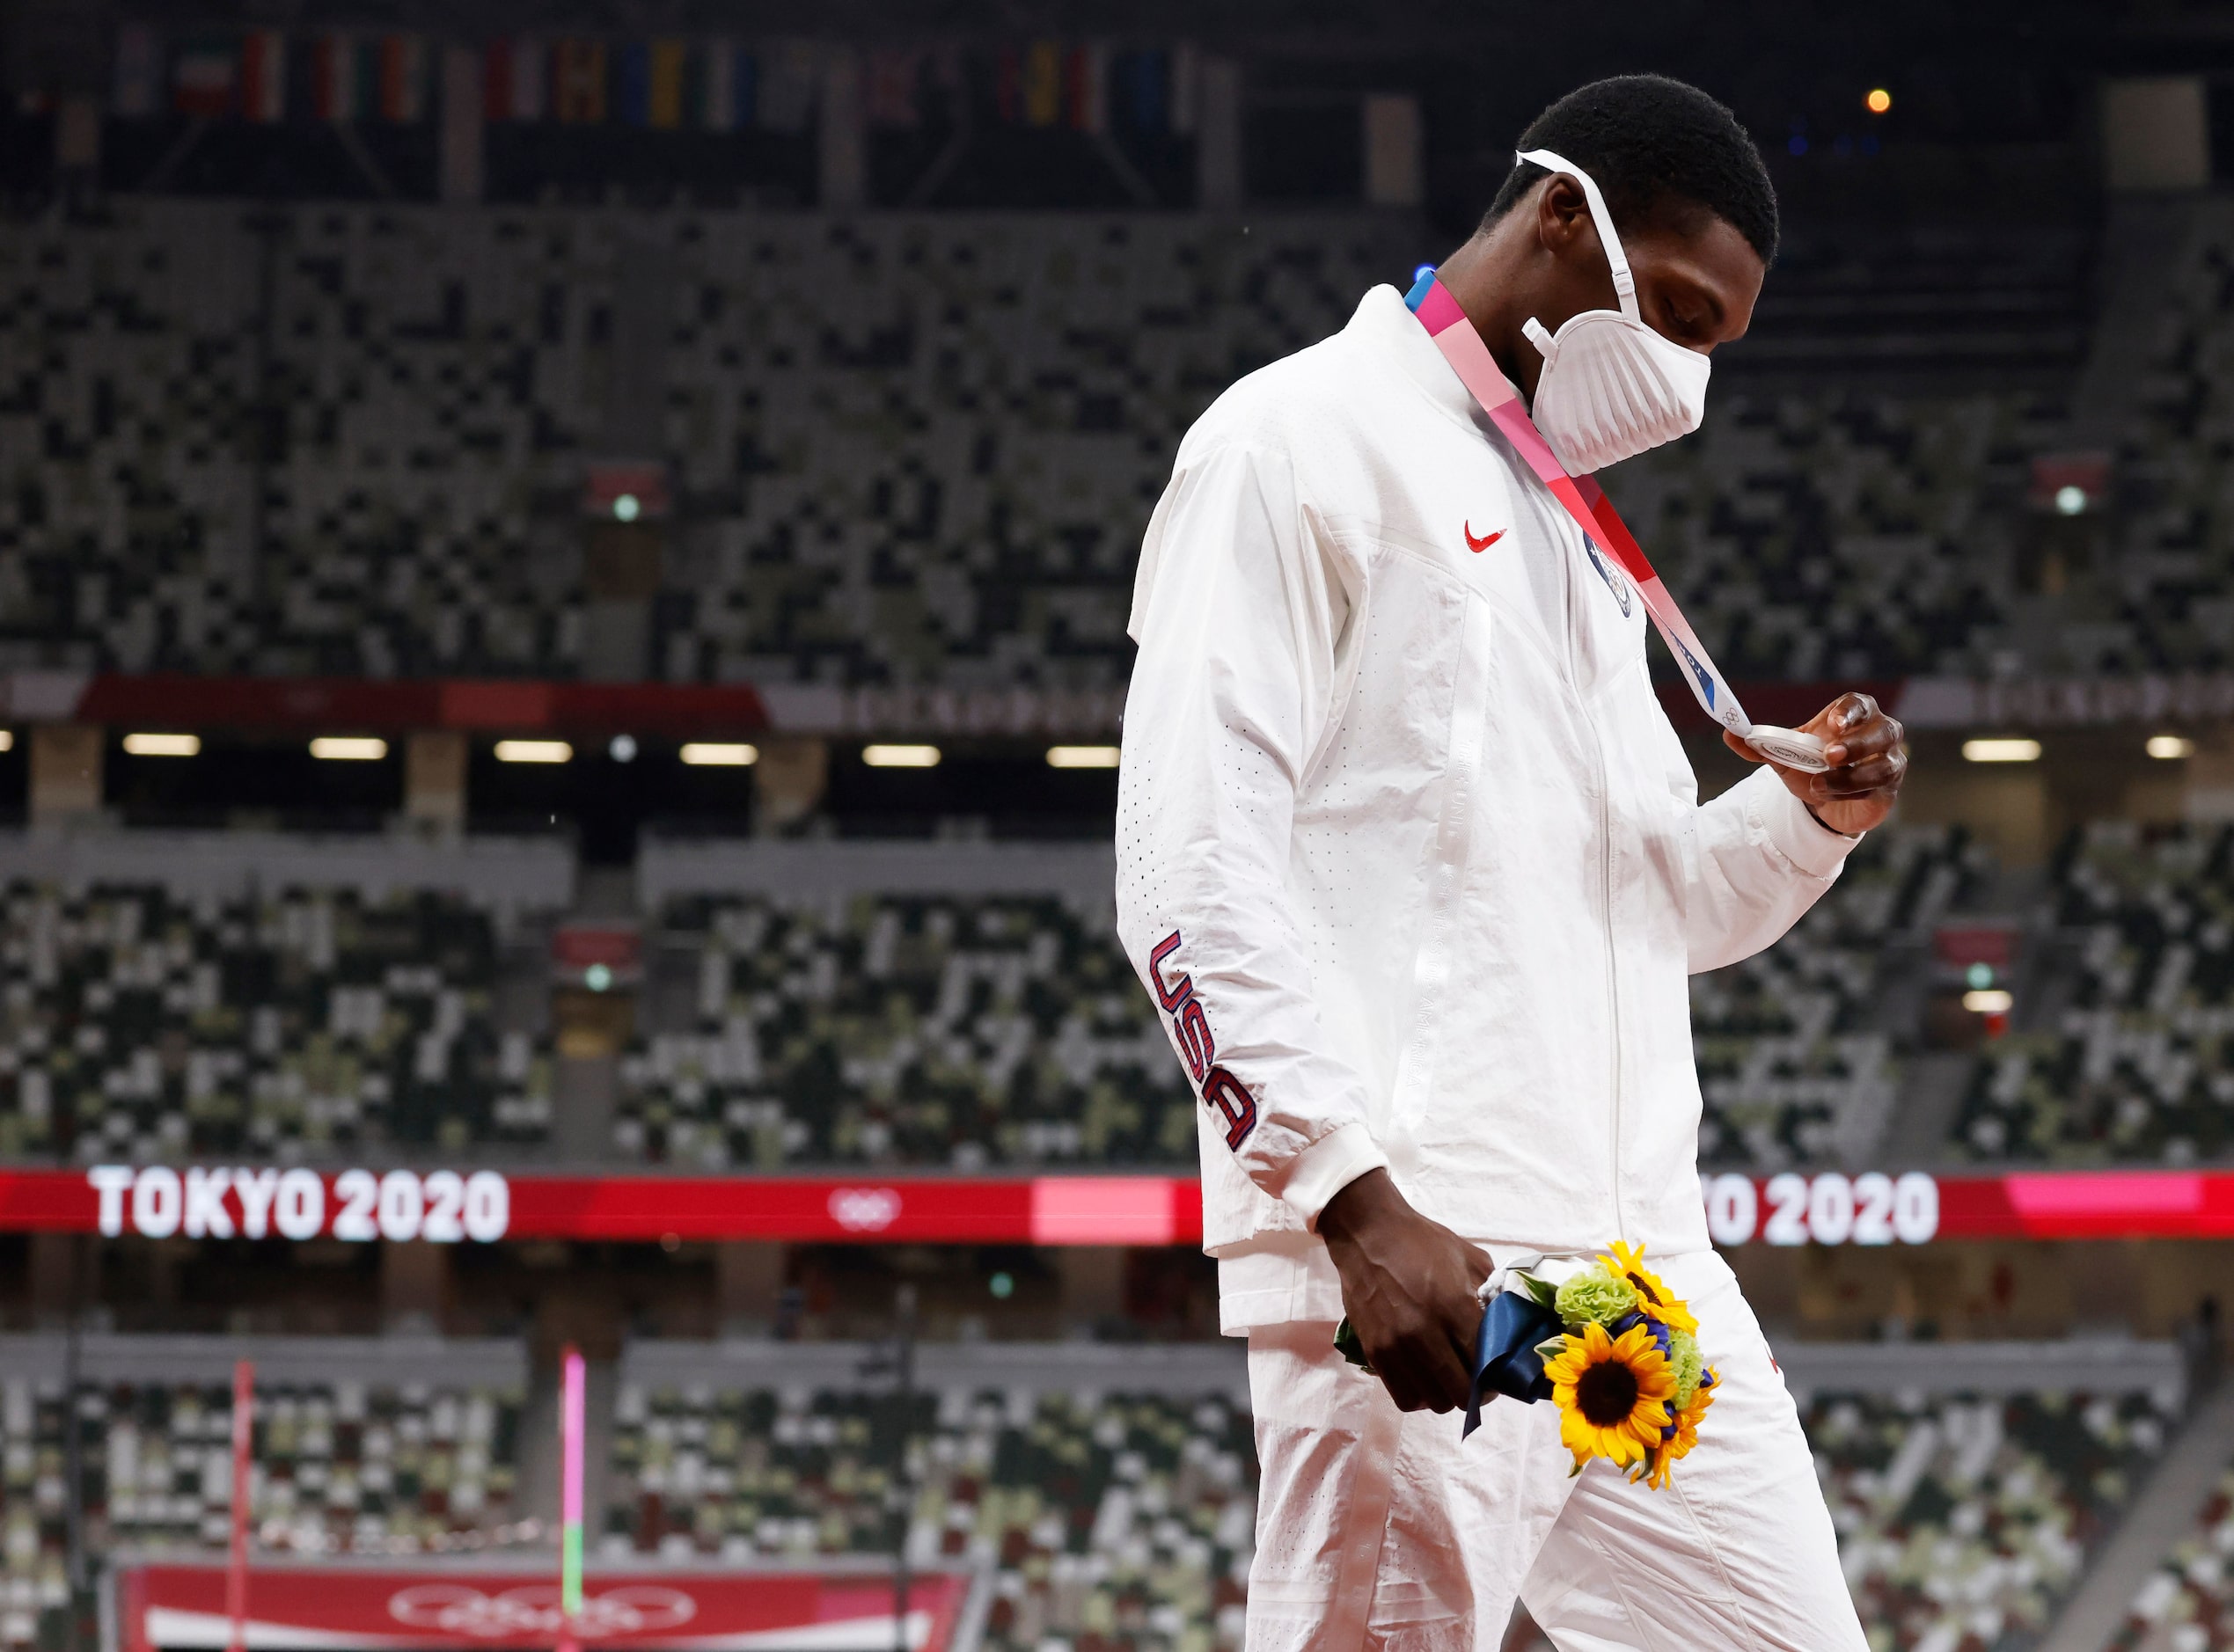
1116 285 1859 1327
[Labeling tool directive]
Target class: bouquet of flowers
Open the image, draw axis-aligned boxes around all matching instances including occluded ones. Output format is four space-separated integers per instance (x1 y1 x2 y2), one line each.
1336 1240 1717 1491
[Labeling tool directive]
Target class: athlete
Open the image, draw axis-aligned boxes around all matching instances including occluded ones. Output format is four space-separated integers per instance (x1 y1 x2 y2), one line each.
1116 76 1904 1648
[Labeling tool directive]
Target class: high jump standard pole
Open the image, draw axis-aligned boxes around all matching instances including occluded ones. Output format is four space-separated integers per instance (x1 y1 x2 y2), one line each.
226 1360 253 1652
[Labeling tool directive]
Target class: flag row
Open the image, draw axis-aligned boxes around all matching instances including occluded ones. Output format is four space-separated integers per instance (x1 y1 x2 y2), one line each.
109 26 1203 136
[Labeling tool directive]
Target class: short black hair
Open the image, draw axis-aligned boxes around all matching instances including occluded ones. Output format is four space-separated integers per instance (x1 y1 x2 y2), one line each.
1484 75 1778 265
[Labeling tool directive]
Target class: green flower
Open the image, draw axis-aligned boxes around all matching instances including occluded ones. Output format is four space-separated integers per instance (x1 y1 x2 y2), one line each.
1554 1264 1639 1330
1668 1328 1704 1408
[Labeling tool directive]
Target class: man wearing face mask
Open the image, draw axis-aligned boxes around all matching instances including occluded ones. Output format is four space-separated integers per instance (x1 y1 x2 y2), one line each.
1117 75 1900 1648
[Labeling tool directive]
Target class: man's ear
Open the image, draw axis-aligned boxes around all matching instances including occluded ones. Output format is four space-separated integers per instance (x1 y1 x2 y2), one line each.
1533 175 1595 256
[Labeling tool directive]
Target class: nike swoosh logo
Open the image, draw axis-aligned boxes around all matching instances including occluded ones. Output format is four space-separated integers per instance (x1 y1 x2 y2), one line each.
1464 522 1504 553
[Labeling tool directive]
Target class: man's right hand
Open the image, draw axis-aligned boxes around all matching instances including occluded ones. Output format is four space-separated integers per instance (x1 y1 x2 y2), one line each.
1318 1167 1491 1414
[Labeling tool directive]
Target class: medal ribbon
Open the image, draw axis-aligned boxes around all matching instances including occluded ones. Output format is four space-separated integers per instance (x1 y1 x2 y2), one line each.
1407 274 1756 742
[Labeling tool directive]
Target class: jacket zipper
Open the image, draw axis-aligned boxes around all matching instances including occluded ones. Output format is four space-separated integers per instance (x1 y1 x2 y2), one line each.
1558 520 1626 1245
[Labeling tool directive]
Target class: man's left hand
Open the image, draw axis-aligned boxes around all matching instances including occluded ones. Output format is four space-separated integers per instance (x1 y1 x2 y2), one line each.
1725 691 1908 836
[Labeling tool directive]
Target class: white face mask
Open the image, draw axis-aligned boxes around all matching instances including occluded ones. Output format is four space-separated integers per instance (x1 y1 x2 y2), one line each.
1515 147 1712 474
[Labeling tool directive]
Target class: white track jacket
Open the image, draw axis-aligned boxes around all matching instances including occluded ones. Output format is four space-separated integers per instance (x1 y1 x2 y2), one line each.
1116 284 1860 1331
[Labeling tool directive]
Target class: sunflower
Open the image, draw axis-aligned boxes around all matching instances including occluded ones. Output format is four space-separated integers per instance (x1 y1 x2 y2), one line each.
1644 1368 1718 1490
1542 1319 1677 1470
1600 1239 1699 1337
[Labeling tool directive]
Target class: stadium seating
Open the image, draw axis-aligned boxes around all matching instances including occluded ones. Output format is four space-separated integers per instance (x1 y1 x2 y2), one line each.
2114 1465 2234 1651
1810 1389 2172 1652
607 1349 2177 1652
1952 823 2234 1164
81 1374 524 1556
0 200 2122 689
614 892 1190 1168
0 1377 70 1652
1607 392 2047 682
2103 202 2234 676
0 881 552 1161
605 1375 1255 1652
1693 824 1990 1167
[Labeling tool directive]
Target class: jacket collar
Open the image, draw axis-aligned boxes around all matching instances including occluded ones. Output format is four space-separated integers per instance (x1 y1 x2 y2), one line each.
1346 281 1492 431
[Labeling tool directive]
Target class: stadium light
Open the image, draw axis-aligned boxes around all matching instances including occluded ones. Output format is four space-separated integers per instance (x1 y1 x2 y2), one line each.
863 744 941 768
0 731 11 751
1962 988 2013 1014
494 740 573 764
1962 738 2040 764
681 742 758 766
1865 88 1892 114
309 736 387 761
2148 735 2194 760
123 733 200 757
1047 745 1122 769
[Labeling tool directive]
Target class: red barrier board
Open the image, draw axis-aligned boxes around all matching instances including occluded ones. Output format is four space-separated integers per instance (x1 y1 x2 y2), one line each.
6 1166 2234 1246
121 1563 972 1650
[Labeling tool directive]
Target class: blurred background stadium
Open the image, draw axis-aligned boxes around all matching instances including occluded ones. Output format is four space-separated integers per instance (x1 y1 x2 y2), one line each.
4 2 2234 1648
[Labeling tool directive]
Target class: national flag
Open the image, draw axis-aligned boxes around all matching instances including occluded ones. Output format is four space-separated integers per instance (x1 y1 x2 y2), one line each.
113 24 161 118
1170 42 1198 135
756 40 816 133
1066 43 1106 133
616 40 649 126
698 41 750 130
1022 40 1061 127
172 34 237 118
484 40 546 121
647 40 686 128
1117 49 1168 135
378 35 427 122
865 49 920 128
554 40 608 123
240 30 286 122
314 34 376 121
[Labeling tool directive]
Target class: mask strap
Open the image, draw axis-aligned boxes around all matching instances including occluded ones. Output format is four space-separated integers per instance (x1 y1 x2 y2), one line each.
1515 147 1638 323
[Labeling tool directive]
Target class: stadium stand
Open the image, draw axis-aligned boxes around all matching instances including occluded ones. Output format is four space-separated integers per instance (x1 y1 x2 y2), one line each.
0 822 2018 1176
0 200 2132 690
1812 1388 2172 1651
614 889 1188 1169
0 834 569 1165
1952 822 2234 1165
0 1335 530 1649
0 1369 69 1652
0 881 553 1162
605 1341 1254 1652
1693 824 1991 1168
605 1341 2186 1652
1607 391 2050 683
2102 201 2234 676
2114 1464 2234 1652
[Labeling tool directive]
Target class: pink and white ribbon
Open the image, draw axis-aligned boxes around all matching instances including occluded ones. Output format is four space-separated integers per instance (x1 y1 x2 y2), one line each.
1410 277 1826 771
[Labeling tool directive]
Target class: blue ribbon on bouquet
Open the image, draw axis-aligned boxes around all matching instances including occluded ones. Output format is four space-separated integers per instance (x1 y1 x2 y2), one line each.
1463 1290 1561 1438
1335 1290 1562 1439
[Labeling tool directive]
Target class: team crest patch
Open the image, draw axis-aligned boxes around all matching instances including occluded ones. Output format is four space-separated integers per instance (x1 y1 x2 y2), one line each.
1583 535 1632 617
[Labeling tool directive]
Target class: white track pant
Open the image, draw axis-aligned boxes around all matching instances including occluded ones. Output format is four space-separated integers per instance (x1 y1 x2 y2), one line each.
1243 1250 1866 1651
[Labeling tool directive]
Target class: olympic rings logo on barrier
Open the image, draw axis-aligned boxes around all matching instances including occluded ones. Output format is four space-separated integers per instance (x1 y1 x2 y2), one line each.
827 1187 904 1232
387 1583 698 1637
